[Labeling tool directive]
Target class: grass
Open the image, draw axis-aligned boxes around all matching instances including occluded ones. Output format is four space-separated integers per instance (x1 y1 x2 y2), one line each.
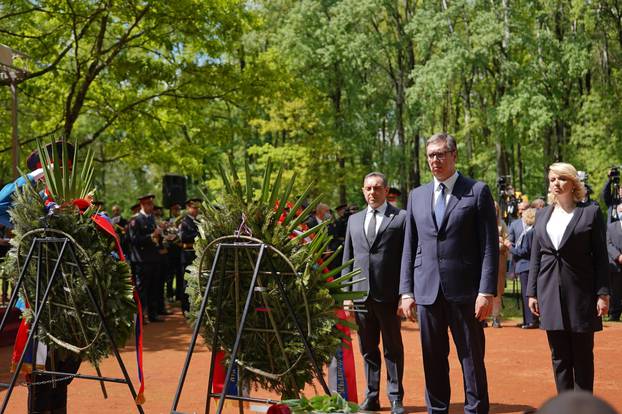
500 277 525 321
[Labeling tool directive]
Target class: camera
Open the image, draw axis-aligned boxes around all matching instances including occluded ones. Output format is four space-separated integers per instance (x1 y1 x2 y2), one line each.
577 171 593 201
497 175 518 223
609 166 620 185
497 176 508 192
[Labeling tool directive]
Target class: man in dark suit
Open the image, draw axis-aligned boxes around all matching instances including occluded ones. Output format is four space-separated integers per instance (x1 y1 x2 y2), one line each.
606 204 622 321
399 133 499 414
129 194 164 323
342 172 407 414
508 200 529 244
305 202 331 229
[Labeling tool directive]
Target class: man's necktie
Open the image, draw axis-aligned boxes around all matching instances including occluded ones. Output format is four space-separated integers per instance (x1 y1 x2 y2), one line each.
434 183 446 227
367 209 377 244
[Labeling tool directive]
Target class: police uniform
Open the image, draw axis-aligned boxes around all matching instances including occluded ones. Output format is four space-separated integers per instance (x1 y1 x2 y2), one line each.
128 195 162 322
179 198 201 314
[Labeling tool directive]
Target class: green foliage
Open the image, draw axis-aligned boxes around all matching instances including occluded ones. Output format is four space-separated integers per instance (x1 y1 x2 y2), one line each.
283 393 359 413
3 183 135 366
35 139 95 204
3 0 622 209
186 160 363 398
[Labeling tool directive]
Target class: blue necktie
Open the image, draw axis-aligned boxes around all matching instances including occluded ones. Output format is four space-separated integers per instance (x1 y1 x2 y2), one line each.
434 183 446 227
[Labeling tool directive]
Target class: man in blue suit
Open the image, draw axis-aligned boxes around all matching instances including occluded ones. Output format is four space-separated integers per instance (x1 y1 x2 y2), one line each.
507 200 529 246
399 133 499 414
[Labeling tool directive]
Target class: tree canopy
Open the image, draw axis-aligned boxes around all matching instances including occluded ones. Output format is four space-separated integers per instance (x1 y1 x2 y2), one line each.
1 0 622 210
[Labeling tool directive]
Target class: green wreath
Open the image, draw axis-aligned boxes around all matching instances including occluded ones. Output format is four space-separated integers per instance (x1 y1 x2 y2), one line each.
186 161 364 398
1 140 135 367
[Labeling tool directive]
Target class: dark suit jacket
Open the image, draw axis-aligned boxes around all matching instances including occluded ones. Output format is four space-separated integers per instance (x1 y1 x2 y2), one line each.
341 203 407 303
527 204 609 332
399 174 499 305
179 214 200 265
128 213 159 263
607 221 622 274
508 218 524 245
509 227 533 274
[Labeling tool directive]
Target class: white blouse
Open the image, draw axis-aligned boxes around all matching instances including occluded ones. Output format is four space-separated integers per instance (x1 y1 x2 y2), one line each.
546 206 575 250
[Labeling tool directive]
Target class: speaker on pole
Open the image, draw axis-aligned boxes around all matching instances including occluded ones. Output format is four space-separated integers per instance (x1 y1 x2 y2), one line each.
162 174 186 209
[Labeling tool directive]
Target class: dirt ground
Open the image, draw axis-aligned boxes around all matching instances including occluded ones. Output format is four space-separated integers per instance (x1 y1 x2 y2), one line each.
1 310 621 414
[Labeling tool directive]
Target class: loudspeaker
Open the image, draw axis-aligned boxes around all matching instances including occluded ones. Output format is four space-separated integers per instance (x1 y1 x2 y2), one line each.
162 174 187 209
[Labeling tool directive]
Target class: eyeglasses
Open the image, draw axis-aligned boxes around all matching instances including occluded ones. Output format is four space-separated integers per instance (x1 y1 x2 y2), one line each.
427 150 454 160
362 185 386 192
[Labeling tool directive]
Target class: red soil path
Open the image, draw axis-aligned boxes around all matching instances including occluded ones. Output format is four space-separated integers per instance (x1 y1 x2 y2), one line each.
1 312 621 413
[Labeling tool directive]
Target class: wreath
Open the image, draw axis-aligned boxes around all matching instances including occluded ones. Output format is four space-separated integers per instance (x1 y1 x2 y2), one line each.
186 161 364 398
2 140 135 367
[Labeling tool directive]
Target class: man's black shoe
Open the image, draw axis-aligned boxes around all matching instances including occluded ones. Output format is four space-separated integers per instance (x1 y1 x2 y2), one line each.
522 323 538 329
359 398 381 412
391 400 405 414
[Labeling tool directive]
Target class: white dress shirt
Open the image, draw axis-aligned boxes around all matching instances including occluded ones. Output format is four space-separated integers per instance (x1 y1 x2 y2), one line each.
433 171 460 205
546 206 575 250
364 201 387 237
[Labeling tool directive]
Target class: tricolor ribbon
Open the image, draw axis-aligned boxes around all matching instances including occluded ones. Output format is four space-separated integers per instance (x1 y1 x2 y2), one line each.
91 212 145 404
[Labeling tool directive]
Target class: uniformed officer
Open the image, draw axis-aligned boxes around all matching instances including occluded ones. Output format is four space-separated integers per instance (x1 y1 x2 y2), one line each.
128 194 164 323
166 203 183 304
179 198 202 315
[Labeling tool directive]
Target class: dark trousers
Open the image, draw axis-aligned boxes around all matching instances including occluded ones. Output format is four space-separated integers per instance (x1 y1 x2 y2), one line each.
609 272 622 319
181 251 196 313
28 352 81 414
518 271 537 326
418 293 489 414
156 254 168 314
354 300 404 402
135 261 159 320
546 330 594 393
167 253 183 300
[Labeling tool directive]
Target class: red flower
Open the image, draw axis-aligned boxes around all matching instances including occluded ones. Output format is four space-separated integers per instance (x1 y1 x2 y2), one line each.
267 404 291 414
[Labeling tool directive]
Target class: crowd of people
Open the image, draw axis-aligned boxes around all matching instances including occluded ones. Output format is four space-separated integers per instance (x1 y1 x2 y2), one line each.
99 133 621 414
101 196 203 324
316 133 619 414
2 135 621 414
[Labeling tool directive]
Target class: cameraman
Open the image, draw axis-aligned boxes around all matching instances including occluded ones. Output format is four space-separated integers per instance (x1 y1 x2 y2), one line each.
497 176 519 223
601 167 622 223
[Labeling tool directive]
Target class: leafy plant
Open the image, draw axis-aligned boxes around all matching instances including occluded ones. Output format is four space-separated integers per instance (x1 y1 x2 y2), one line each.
283 393 359 413
2 141 135 367
186 159 364 398
35 138 95 205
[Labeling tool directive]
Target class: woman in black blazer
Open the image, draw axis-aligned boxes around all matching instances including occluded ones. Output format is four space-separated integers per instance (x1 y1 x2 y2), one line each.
527 162 609 393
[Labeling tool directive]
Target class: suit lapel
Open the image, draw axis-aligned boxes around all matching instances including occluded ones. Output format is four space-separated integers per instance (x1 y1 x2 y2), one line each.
439 174 465 231
372 204 397 246
557 205 584 250
425 182 437 229
358 209 371 247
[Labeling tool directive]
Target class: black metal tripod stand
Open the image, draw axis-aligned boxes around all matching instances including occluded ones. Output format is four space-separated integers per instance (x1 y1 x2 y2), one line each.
0 231 144 414
170 236 331 414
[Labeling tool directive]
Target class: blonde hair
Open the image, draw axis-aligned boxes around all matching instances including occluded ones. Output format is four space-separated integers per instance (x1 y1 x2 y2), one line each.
547 162 587 205
522 208 536 226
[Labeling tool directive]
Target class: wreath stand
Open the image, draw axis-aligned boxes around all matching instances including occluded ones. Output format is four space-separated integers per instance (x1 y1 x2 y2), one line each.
0 230 144 414
170 236 331 414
